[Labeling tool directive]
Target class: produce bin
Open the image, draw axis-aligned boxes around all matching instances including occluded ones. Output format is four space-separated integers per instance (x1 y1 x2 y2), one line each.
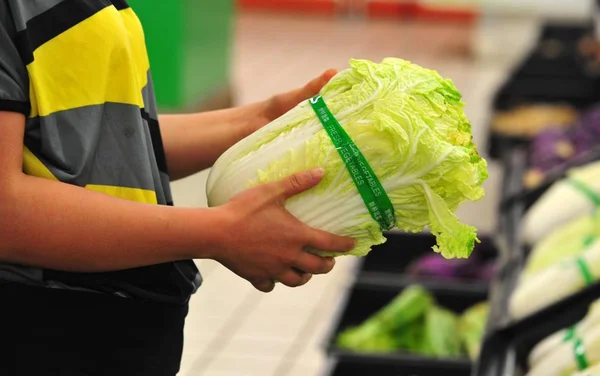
325 283 487 373
328 356 471 376
477 152 600 375
487 23 598 160
480 283 600 376
355 232 498 294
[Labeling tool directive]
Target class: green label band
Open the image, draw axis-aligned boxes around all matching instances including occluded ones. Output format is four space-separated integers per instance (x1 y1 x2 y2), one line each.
568 179 600 207
574 337 590 370
308 95 395 231
583 234 597 247
563 326 577 342
576 257 595 286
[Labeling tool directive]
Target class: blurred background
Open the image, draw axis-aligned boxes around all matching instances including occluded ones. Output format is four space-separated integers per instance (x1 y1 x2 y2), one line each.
127 1 600 375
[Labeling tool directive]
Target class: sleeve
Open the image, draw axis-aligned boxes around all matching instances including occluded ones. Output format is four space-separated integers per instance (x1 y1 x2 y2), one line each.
0 4 30 116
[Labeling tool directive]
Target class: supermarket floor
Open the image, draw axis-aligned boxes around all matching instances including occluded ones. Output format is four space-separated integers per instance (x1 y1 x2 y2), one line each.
171 11 517 376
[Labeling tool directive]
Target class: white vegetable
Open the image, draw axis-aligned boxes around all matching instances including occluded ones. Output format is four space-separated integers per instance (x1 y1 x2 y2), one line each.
571 363 600 376
523 213 600 280
509 242 600 320
529 300 600 367
526 326 600 376
522 161 600 245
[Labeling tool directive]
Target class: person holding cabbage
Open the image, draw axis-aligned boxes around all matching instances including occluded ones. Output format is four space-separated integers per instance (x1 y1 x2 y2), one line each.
0 2 486 375
0 2 353 375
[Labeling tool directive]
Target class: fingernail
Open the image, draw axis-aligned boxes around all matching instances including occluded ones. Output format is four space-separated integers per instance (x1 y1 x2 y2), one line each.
311 167 325 180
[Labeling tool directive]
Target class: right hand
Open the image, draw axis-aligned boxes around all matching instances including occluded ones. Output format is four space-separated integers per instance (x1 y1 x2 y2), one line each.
212 168 356 293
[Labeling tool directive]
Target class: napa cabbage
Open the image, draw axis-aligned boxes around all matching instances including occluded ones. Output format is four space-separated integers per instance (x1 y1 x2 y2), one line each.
206 58 487 258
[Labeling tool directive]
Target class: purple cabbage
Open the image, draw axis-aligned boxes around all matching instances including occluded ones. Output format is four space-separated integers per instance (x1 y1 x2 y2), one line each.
528 103 600 177
406 253 495 283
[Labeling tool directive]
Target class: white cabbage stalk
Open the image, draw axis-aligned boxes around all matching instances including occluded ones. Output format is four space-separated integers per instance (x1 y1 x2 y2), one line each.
571 362 600 376
526 325 600 376
523 162 600 245
510 242 600 320
529 299 600 367
206 58 487 258
523 213 600 280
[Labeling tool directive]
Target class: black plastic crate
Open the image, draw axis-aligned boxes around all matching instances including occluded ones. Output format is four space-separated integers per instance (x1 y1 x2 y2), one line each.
327 356 472 376
538 23 593 42
475 281 600 376
325 283 487 374
488 133 530 161
492 76 600 111
356 232 497 293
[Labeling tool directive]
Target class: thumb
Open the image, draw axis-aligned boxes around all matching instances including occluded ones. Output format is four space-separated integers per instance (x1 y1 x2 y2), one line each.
295 69 338 102
275 168 325 200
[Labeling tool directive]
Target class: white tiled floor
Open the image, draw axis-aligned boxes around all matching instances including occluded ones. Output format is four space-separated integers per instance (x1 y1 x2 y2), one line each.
171 11 527 376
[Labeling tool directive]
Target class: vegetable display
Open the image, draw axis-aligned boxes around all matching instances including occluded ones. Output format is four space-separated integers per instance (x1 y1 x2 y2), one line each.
523 212 600 279
522 161 600 245
525 103 600 188
406 252 496 283
525 299 600 376
458 302 489 360
491 104 578 137
335 285 488 359
206 58 487 259
528 300 600 367
509 241 600 320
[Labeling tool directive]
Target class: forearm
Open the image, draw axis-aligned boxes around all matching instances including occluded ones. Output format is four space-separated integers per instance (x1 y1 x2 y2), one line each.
160 102 267 180
0 174 225 272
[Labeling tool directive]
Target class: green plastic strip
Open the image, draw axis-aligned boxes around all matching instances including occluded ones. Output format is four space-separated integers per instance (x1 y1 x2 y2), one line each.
563 326 577 342
574 337 590 370
576 257 595 286
583 234 597 247
568 179 600 207
308 95 395 230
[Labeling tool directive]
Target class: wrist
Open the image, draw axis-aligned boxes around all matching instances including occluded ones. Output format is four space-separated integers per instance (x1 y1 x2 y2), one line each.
237 99 271 136
182 206 234 261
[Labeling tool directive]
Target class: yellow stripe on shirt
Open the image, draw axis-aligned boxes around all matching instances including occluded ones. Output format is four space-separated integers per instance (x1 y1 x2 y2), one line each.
119 7 150 93
27 6 145 117
22 146 58 180
86 184 158 204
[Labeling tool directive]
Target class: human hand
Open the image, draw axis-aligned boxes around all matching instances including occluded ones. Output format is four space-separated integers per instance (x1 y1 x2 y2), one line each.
247 69 338 133
212 168 355 292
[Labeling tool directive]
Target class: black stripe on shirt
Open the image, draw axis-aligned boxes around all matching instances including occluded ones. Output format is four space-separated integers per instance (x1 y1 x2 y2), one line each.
110 0 131 10
0 99 31 115
141 109 170 176
14 0 111 65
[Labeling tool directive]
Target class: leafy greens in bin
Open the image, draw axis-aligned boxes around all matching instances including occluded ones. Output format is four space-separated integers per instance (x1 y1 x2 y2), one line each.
336 285 488 360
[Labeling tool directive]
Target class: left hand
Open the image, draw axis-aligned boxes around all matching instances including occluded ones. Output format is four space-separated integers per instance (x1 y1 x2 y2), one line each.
247 69 338 133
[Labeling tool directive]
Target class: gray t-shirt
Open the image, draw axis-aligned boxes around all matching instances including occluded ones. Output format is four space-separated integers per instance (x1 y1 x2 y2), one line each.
0 0 201 304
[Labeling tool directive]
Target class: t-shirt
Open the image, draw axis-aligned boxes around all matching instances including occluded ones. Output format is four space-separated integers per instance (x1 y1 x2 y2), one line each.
0 0 201 304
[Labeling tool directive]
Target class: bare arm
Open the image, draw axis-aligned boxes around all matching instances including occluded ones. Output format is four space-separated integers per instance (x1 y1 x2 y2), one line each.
0 111 223 272
159 69 337 181
159 101 266 180
0 111 354 290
